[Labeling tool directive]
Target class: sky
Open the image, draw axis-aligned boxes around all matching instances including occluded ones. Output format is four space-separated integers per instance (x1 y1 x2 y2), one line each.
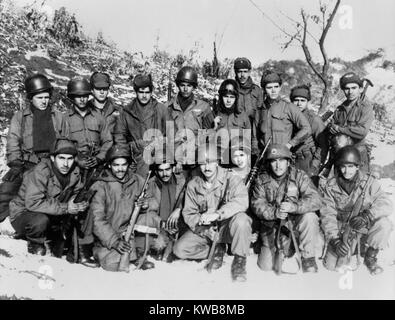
12 0 395 65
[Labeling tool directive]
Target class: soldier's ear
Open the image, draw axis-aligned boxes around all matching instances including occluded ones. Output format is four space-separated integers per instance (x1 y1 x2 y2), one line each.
50 155 55 163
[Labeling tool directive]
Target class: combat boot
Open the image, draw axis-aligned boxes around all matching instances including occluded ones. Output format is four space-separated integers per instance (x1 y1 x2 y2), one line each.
231 255 247 282
79 244 99 268
210 243 227 270
27 241 46 256
364 247 383 275
301 257 318 273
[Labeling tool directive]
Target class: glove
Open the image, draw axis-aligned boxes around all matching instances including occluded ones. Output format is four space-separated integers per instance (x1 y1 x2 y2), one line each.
8 159 24 169
350 210 371 231
331 238 349 257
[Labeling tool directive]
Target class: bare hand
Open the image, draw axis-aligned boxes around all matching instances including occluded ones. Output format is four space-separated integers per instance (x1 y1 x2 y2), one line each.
199 212 219 225
329 124 340 135
85 156 99 168
280 201 297 214
136 197 149 210
77 157 91 169
275 210 288 220
213 116 222 130
166 208 181 230
67 196 87 215
113 239 132 254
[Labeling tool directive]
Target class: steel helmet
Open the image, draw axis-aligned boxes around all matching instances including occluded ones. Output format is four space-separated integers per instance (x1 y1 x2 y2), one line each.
175 66 198 87
67 77 91 96
24 73 53 97
335 145 361 166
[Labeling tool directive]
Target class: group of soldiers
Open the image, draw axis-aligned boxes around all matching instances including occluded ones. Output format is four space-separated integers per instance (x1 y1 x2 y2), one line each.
0 56 392 282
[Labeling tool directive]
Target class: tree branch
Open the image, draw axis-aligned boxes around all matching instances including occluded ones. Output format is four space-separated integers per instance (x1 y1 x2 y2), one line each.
319 0 341 77
301 10 325 83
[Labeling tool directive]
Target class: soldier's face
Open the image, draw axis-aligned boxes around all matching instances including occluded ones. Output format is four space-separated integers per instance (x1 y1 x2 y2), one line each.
339 163 359 180
51 154 75 175
236 69 250 84
31 92 50 110
232 150 249 169
292 97 308 111
178 82 194 98
92 87 109 103
222 93 236 109
110 157 129 180
270 158 289 177
73 95 89 110
136 87 152 105
156 163 173 183
265 83 281 100
343 84 362 101
200 161 218 180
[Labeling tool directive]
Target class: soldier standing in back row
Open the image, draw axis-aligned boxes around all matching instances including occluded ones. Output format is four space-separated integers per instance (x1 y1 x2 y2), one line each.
114 74 170 177
290 85 329 179
253 71 311 158
233 57 263 128
64 77 113 178
87 71 121 135
328 72 374 173
167 66 215 178
1 74 66 222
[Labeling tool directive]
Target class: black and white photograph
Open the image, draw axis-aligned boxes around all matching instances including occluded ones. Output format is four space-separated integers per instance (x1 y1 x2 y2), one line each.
0 0 394 303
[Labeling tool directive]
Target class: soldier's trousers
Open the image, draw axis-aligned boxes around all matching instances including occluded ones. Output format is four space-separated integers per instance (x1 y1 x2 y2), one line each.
173 212 252 259
11 210 94 245
258 212 319 271
323 217 393 271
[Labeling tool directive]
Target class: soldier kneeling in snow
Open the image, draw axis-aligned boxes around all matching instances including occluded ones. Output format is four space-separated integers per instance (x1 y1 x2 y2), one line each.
250 144 322 274
320 146 393 275
173 143 251 282
91 144 158 271
9 139 98 267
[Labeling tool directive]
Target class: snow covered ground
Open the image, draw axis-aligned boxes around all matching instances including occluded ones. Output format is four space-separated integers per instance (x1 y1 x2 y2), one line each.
0 135 394 300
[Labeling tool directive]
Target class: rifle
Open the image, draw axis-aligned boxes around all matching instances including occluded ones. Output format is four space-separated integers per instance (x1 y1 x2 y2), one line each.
336 173 374 270
273 172 292 275
205 176 231 273
246 137 272 189
167 63 173 102
118 170 152 272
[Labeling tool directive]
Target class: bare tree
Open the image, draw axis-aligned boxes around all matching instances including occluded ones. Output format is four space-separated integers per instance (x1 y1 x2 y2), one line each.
250 0 341 113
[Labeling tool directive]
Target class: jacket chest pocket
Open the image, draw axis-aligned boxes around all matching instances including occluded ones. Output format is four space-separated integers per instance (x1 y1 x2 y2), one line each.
271 113 287 132
85 119 101 143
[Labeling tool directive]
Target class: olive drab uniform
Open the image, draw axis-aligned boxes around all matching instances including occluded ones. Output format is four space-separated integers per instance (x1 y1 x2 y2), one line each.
250 166 322 270
319 171 393 271
91 168 157 271
294 108 329 176
0 107 67 222
9 158 83 242
173 166 251 259
114 98 170 177
86 97 120 136
237 78 263 126
167 97 214 166
63 106 113 164
332 98 374 172
253 98 311 155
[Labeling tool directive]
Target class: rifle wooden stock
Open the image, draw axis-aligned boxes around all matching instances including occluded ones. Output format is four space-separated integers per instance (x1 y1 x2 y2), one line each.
118 170 152 272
